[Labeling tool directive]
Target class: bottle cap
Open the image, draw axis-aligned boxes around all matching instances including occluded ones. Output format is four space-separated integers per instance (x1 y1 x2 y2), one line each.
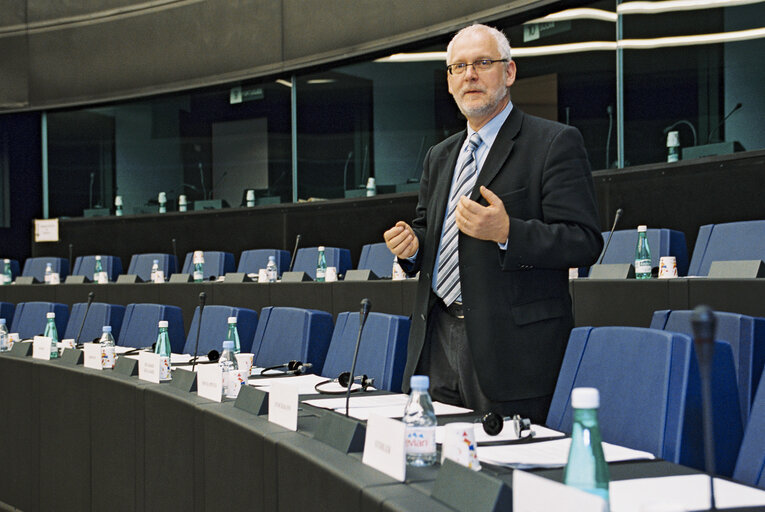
46 312 56 319
366 177 376 187
95 255 101 261
227 316 237 324
637 225 647 232
158 320 169 328
268 256 275 262
666 130 680 148
102 325 112 333
318 246 325 251
222 340 234 350
571 387 600 408
246 189 256 201
114 195 123 206
153 259 159 264
46 262 52 268
410 374 429 390
158 192 166 202
4 258 9 263
178 194 187 205
0 318 6 324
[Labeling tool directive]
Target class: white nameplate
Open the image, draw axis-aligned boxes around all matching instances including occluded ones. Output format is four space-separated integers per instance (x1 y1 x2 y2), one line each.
197 364 223 402
268 380 299 431
362 414 406 482
513 470 608 512
32 336 52 360
138 352 162 383
83 343 102 370
60 338 76 350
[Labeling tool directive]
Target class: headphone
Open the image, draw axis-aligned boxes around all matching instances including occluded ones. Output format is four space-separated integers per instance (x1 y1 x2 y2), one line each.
314 372 375 395
481 412 535 439
261 360 313 376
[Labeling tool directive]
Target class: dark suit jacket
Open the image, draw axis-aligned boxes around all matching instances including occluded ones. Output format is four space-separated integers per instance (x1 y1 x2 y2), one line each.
402 107 603 402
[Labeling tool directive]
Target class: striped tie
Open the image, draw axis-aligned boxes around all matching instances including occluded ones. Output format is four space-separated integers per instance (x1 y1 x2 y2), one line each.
435 132 482 306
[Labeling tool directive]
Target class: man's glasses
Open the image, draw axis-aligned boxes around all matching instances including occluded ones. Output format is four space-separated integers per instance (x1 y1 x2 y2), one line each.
447 59 508 75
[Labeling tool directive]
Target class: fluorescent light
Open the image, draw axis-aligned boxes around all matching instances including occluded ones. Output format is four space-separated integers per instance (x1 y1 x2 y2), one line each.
276 79 292 88
375 52 446 62
525 8 617 23
513 41 617 57
618 0 765 15
619 26 765 48
306 79 337 84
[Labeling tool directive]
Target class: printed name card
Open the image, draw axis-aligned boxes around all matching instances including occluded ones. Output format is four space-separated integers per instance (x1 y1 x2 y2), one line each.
362 414 406 482
83 343 103 370
138 352 162 383
32 336 52 360
197 364 223 402
513 470 608 512
268 380 299 431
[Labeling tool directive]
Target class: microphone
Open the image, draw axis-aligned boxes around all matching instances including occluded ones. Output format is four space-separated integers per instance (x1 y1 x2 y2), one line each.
707 103 743 144
597 208 623 265
171 238 179 276
342 151 353 190
191 292 206 372
89 172 95 209
605 105 614 169
346 298 372 417
288 234 302 272
69 244 74 273
691 305 717 510
122 343 156 356
480 412 535 439
74 291 96 348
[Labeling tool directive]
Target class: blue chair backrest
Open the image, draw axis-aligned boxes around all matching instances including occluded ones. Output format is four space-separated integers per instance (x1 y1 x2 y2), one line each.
322 312 410 392
22 257 69 282
357 243 395 279
127 253 177 282
1 259 21 280
689 220 765 276
181 251 235 280
252 307 334 374
594 228 689 276
546 326 743 477
734 374 765 489
10 302 69 339
117 303 186 353
292 247 352 280
651 309 765 425
0 302 15 323
183 305 258 355
63 302 126 344
237 249 291 277
72 255 123 282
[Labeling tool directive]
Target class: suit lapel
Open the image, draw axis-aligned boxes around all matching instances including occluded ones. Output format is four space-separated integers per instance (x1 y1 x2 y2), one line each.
470 108 524 202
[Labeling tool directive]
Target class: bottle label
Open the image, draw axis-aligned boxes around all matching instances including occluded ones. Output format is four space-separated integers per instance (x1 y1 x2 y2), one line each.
101 346 116 369
635 259 652 274
159 356 172 380
95 271 109 284
406 426 436 454
316 268 326 280
222 369 245 398
0 333 9 351
193 270 204 281
153 270 165 283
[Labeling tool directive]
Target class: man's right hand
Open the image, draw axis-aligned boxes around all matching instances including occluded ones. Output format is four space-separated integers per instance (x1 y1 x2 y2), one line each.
384 221 419 259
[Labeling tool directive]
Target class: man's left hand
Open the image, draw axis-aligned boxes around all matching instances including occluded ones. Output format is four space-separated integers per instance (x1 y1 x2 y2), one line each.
455 186 509 243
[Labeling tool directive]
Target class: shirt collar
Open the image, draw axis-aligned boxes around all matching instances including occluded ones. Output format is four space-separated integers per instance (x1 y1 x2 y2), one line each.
466 99 514 151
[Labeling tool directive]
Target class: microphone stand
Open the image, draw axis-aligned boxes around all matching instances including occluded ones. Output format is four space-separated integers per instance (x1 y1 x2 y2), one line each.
172 238 179 276
288 234 302 272
598 208 623 265
691 305 717 511
346 298 371 417
75 291 95 347
191 292 206 372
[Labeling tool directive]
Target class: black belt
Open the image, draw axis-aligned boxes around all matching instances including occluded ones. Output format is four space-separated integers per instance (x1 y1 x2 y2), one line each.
440 299 465 319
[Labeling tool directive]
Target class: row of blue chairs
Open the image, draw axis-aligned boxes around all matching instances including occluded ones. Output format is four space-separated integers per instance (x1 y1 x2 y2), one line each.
3 243 396 283
0 300 410 393
592 219 765 276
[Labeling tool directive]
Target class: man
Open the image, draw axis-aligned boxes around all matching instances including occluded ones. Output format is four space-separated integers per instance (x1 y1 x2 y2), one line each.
383 24 603 423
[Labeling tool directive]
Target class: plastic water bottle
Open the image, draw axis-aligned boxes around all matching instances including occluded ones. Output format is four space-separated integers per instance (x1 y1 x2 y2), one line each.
403 375 437 466
178 194 188 212
634 225 652 279
94 255 108 284
392 256 406 281
316 246 327 282
44 312 59 358
366 177 377 197
193 251 205 283
219 340 240 399
44 262 53 284
666 130 680 163
2 259 11 285
114 195 123 216
226 316 241 354
99 325 116 369
563 387 610 505
154 320 172 381
266 256 278 283
0 318 10 352
151 259 160 283
158 192 167 214
246 189 256 207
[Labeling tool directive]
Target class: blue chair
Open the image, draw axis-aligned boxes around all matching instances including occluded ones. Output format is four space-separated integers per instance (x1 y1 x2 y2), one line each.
237 249 290 277
117 303 185 354
63 302 126 344
546 326 743 477
181 251 235 280
72 255 123 282
1 259 21 281
21 257 69 282
182 305 258 356
127 253 177 282
651 309 765 425
292 247 352 280
357 243 395 279
10 302 69 339
0 302 15 323
252 307 334 374
322 312 410 392
733 374 765 489
591 228 689 276
689 220 765 276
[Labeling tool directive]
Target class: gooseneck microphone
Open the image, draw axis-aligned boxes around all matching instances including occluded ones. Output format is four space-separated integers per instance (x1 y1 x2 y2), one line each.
598 208 623 265
191 292 206 372
172 238 179 276
691 305 717 510
75 291 96 347
346 298 372 417
288 234 302 272
707 102 743 144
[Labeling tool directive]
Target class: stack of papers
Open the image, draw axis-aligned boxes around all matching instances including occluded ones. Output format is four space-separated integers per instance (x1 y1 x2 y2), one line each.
304 394 472 419
436 423 564 445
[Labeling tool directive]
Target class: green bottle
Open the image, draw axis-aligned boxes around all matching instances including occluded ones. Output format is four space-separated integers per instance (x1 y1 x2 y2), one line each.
44 312 59 359
226 316 241 354
634 225 651 279
316 246 327 282
154 320 172 381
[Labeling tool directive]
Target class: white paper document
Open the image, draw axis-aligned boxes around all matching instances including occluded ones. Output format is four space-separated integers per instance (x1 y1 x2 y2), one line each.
303 393 472 419
436 423 564 445
477 438 654 468
513 470 608 512
249 374 329 395
609 475 765 512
